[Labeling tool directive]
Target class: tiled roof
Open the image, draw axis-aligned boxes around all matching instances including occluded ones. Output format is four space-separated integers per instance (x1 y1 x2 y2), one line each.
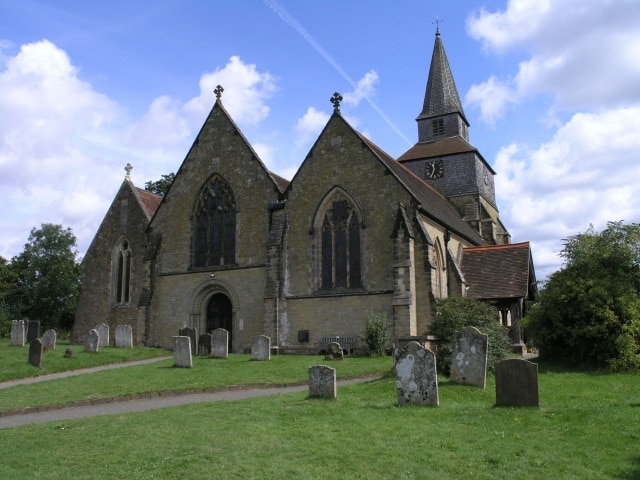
461 242 534 300
134 187 162 220
397 136 478 162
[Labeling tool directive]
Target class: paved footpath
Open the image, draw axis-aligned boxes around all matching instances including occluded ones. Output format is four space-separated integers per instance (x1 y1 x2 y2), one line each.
0 359 383 429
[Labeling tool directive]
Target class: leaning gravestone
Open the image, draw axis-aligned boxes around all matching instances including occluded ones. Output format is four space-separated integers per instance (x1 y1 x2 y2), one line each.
495 358 539 407
173 336 192 368
394 341 439 406
324 342 344 360
450 326 488 388
115 325 133 348
26 320 40 343
198 333 212 356
28 338 44 367
10 320 25 347
96 323 109 347
251 335 271 361
308 365 337 399
178 327 198 355
42 329 57 351
212 328 229 359
86 329 100 353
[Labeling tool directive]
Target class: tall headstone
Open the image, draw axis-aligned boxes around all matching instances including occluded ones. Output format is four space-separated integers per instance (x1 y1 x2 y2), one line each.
173 336 192 368
26 320 40 343
211 328 229 359
86 329 100 353
115 325 133 348
394 341 439 406
96 323 109 347
42 329 57 351
178 327 198 355
450 326 488 388
495 359 539 407
198 333 212 356
28 338 44 367
308 365 337 399
10 320 25 347
251 335 271 361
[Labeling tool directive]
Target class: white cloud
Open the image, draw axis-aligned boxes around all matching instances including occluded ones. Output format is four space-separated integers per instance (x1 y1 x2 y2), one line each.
294 107 329 149
465 75 517 126
342 70 379 107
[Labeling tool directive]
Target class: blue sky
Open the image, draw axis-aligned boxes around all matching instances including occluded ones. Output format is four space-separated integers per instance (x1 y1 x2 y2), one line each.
1 0 639 281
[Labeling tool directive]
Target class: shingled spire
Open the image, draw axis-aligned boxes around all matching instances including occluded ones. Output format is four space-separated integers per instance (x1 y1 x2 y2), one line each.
417 29 469 143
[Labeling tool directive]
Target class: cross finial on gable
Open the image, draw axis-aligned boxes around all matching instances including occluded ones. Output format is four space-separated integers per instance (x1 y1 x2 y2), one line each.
433 16 443 35
124 163 133 180
330 92 343 113
214 85 224 100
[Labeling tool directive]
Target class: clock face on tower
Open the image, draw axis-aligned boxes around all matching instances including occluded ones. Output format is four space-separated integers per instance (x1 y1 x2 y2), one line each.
425 160 444 179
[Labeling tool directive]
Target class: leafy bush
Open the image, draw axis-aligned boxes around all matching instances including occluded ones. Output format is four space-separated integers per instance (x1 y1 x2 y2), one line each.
428 297 511 375
361 311 391 356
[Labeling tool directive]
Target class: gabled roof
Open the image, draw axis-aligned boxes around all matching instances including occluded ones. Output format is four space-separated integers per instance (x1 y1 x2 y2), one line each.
462 242 536 300
397 136 495 174
133 187 162 221
419 31 467 123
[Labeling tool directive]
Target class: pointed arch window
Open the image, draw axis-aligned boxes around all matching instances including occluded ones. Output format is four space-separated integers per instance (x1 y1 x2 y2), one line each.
194 175 236 267
433 240 446 299
114 237 132 305
320 198 362 290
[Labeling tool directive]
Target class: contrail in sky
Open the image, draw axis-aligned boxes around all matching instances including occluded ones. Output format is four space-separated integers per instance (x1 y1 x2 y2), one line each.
264 0 412 147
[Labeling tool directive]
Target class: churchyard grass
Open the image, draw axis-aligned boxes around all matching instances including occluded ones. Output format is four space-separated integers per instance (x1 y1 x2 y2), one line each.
0 338 168 382
1 362 638 479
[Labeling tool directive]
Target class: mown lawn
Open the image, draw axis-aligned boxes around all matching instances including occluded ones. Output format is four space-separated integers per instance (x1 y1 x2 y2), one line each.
0 341 639 479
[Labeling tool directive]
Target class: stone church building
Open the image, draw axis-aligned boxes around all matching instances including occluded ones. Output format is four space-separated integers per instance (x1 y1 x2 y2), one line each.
73 31 536 352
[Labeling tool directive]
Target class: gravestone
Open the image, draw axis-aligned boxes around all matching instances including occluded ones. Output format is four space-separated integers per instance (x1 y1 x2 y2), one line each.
26 320 40 343
324 342 344 360
212 328 229 359
495 358 539 407
42 329 57 351
173 336 192 368
96 323 109 347
308 365 337 399
64 348 73 358
115 325 133 348
86 329 100 353
394 341 439 406
10 320 25 347
251 335 271 361
198 333 212 356
178 327 198 355
450 326 488 388
28 338 44 367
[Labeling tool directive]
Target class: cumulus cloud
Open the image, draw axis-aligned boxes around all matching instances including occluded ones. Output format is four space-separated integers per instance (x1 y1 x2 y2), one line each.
342 70 379 107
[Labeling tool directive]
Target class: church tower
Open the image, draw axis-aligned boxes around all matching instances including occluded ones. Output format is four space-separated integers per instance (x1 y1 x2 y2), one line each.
398 29 510 245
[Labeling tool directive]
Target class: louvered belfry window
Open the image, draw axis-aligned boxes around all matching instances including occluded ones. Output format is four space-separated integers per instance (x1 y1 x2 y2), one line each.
321 199 362 290
194 175 236 267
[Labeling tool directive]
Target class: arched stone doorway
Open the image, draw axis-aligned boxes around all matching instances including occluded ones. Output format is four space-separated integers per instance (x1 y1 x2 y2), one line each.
206 293 232 349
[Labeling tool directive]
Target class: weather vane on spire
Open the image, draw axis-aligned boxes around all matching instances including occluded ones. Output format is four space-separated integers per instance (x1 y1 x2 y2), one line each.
214 85 224 100
330 92 343 113
433 15 443 35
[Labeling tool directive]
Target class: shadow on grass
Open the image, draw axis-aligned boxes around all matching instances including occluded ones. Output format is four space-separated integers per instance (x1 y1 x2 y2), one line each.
618 456 640 479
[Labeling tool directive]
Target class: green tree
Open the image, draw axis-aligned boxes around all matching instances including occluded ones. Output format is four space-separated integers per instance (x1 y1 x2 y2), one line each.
0 256 19 336
361 311 391 356
7 224 81 333
429 297 511 375
525 221 640 370
144 172 175 196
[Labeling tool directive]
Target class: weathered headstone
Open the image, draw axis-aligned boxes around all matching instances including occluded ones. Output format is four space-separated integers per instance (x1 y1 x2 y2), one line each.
495 358 539 407
26 320 40 343
198 333 212 356
324 342 344 360
394 341 439 406
178 327 198 355
450 326 488 388
28 338 44 367
64 348 73 358
95 323 109 347
42 329 57 351
115 325 133 348
251 335 271 361
173 336 192 368
86 329 100 353
10 320 25 347
211 328 229 359
308 365 337 399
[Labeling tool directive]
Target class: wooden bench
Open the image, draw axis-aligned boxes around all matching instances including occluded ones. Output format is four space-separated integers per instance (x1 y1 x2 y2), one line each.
315 336 357 355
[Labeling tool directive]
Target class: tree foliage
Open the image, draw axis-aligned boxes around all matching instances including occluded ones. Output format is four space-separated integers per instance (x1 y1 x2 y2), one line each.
360 311 391 356
144 173 175 196
6 224 81 333
525 221 640 370
429 297 511 375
